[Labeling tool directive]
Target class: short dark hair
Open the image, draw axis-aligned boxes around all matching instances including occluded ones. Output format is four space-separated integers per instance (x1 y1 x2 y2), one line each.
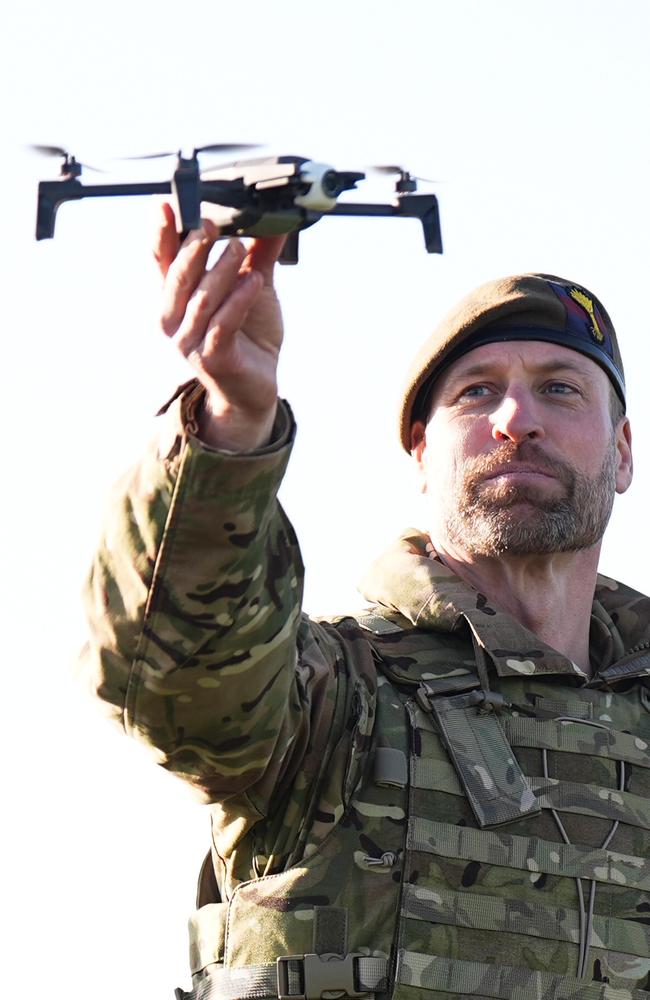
610 383 625 427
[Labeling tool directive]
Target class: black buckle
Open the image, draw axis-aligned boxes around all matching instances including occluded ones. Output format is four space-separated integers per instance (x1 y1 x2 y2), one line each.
415 683 434 712
467 689 507 714
276 953 366 999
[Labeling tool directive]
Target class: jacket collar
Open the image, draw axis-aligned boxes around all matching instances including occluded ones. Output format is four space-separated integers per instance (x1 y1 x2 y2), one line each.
359 530 650 683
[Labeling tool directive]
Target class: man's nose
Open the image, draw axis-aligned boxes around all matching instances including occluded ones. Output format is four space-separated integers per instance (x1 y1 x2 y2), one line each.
490 391 544 443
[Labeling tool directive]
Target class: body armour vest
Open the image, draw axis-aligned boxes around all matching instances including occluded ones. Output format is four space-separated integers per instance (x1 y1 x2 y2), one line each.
177 615 650 1000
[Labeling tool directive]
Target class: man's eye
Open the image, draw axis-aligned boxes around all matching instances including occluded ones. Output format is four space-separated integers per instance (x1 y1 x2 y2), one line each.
544 382 577 395
459 384 492 399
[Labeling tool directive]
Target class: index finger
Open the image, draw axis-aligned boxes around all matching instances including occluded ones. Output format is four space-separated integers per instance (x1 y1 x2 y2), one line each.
244 235 288 285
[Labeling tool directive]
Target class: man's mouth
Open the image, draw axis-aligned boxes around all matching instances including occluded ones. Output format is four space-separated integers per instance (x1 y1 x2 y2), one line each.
482 464 556 483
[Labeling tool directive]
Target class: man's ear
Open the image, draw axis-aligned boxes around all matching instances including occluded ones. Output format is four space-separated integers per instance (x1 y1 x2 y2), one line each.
615 416 633 494
410 420 428 493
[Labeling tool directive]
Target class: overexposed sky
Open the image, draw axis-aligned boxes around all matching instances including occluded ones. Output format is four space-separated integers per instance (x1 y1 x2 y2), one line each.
3 2 650 997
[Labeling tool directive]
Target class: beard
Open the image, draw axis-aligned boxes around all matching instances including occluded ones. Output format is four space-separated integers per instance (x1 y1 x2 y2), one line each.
444 439 618 557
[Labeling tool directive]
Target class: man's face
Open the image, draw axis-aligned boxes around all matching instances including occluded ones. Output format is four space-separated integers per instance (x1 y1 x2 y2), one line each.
410 341 633 558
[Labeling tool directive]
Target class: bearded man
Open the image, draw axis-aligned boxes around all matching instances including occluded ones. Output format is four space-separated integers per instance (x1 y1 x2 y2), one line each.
81 211 650 1000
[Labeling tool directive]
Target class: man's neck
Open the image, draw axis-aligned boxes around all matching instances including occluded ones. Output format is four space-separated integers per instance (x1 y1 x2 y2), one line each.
432 540 601 677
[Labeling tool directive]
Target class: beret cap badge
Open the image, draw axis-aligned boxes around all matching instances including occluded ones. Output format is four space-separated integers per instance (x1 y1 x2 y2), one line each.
567 286 606 345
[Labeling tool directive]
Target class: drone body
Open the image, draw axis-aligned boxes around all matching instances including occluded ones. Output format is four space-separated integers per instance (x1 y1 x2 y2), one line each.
35 149 443 263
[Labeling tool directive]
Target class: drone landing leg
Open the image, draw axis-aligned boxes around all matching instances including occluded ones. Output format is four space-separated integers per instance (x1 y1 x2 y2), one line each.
423 205 443 253
279 231 299 265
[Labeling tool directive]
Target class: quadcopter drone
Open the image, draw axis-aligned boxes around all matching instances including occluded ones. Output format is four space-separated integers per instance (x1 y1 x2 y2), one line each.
34 145 443 264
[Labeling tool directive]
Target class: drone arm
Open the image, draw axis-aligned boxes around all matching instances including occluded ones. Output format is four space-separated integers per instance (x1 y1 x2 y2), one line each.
328 194 443 254
36 179 173 239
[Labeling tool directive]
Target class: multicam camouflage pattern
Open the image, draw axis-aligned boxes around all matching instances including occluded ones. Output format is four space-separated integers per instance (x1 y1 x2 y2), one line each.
80 390 650 999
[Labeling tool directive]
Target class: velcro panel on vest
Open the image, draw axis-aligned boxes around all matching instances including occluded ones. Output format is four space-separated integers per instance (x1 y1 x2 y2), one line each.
354 611 405 635
395 950 650 999
313 905 348 956
424 692 539 827
532 696 592 719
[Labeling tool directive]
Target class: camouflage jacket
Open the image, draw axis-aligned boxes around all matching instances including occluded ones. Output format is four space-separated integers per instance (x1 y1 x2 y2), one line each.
81 391 650 999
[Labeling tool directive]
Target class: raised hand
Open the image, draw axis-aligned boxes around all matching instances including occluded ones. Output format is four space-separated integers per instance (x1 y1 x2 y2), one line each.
154 202 286 450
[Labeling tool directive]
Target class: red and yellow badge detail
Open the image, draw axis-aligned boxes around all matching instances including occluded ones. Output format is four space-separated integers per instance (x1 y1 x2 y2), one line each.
568 286 605 344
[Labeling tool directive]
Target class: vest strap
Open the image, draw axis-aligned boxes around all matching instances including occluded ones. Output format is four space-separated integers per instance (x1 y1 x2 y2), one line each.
502 716 650 769
408 817 650 890
415 688 540 827
412 754 650 832
175 955 389 1000
401 882 650 959
396 950 650 999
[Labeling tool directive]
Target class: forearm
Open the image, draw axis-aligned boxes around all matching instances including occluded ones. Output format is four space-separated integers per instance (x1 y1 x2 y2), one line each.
80 393 307 800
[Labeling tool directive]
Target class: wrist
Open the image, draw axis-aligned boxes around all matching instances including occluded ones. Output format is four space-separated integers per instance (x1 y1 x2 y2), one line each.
197 393 278 451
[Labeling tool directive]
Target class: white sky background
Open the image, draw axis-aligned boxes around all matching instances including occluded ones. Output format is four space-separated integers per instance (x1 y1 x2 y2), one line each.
3 1 650 996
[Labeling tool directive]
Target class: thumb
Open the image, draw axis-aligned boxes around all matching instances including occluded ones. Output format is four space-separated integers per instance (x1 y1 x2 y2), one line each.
153 201 180 277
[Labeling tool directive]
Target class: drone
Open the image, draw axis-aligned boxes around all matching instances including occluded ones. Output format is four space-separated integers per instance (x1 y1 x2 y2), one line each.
34 145 443 263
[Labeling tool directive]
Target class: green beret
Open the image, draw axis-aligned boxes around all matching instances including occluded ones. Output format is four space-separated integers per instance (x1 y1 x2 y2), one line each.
398 272 625 452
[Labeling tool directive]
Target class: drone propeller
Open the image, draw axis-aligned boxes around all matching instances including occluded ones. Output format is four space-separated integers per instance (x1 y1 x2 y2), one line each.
120 142 262 161
194 142 261 155
119 151 178 161
368 164 440 185
27 144 106 174
29 144 71 158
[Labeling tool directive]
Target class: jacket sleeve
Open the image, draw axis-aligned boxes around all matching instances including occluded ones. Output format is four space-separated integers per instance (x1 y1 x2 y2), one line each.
78 391 343 813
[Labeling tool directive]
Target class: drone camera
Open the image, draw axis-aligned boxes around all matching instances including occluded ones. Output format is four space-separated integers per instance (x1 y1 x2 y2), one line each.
321 170 341 198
